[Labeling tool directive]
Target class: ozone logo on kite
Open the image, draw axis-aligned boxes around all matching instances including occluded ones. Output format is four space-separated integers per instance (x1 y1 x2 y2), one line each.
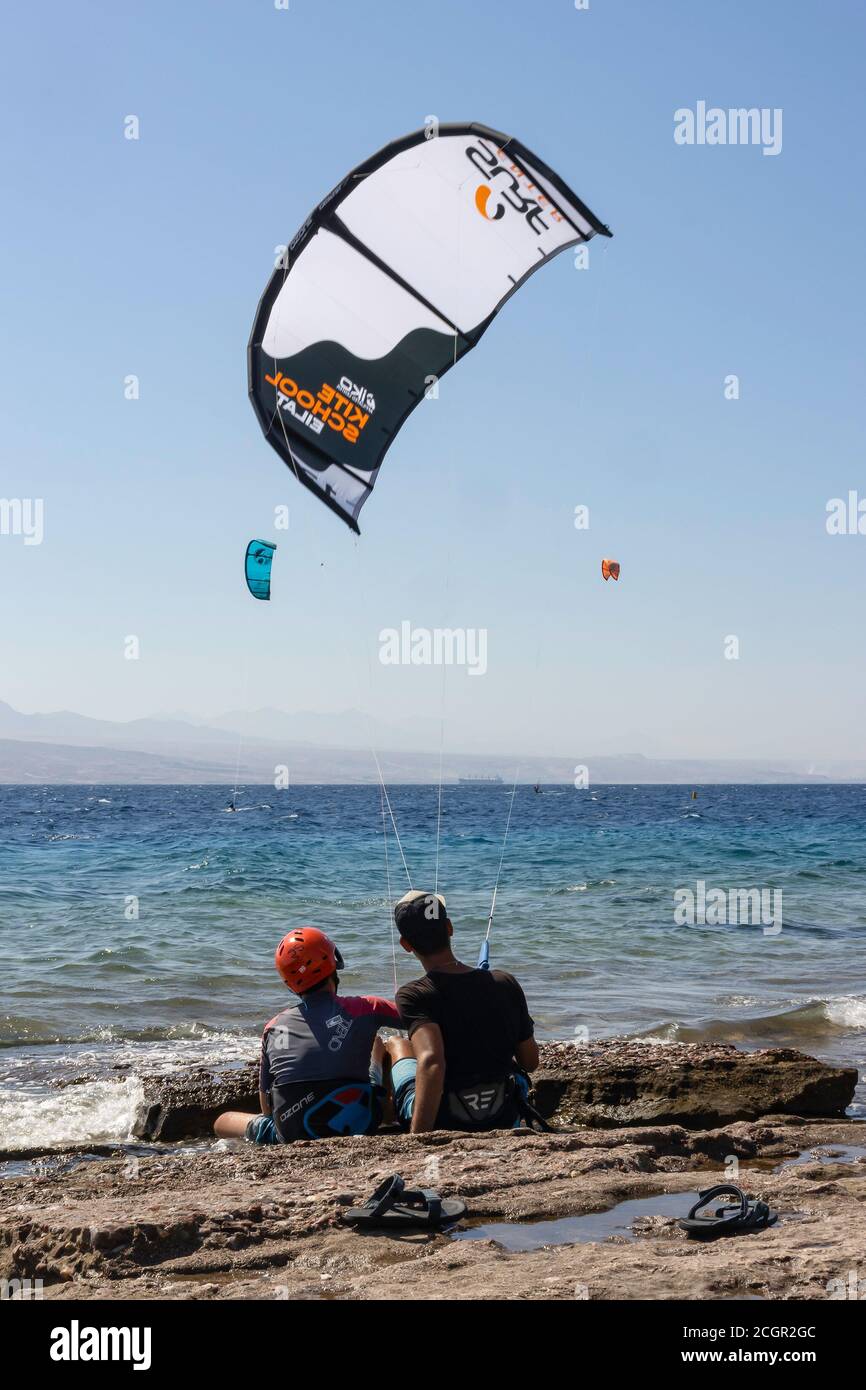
465 138 556 235
474 184 505 220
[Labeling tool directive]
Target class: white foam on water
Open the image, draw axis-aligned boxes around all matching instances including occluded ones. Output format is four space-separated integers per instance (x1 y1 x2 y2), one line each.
2 1030 258 1079
717 993 791 1010
0 1075 145 1153
823 996 866 1030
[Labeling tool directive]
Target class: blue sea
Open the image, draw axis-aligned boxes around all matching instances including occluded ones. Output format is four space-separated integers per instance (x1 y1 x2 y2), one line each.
1 783 865 1153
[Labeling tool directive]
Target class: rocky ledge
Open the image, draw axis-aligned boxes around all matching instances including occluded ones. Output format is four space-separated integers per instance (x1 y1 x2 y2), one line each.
133 1040 857 1142
533 1040 857 1129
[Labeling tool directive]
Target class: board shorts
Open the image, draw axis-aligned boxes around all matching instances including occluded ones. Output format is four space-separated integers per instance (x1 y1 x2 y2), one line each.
390 1057 420 1127
245 1115 280 1145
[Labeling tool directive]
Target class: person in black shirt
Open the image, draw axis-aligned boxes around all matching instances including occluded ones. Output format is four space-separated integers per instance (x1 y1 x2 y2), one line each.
384 889 539 1134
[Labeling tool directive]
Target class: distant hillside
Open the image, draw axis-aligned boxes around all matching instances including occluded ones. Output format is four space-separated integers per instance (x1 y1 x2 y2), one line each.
0 701 442 754
1 730 864 786
0 738 237 784
0 701 241 748
2 699 865 784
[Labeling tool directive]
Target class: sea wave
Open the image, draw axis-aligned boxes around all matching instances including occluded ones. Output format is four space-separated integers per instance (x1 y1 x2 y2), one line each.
0 1019 258 1049
636 996 866 1048
548 878 617 895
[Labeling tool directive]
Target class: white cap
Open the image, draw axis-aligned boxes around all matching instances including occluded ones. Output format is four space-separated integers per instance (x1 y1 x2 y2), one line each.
394 889 447 920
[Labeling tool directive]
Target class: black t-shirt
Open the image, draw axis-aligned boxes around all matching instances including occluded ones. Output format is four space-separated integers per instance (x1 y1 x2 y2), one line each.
396 968 534 1089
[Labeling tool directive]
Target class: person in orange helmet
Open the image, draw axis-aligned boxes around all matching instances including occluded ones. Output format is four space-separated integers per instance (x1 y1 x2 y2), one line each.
214 927 400 1144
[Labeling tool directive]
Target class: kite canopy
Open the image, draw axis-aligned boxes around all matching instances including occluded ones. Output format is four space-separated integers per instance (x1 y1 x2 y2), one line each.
248 123 611 532
601 558 620 582
245 540 276 600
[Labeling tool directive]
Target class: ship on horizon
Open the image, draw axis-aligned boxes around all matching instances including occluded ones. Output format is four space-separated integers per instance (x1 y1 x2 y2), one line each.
458 774 504 784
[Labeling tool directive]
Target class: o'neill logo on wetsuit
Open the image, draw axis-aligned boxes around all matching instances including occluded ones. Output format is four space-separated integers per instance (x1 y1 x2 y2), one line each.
326 1014 352 1052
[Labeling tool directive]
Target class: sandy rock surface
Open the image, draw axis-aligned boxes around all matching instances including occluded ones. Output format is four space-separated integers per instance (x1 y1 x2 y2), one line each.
3 1116 864 1301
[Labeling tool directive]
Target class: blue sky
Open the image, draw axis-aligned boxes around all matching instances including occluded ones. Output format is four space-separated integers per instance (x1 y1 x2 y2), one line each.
1 0 863 760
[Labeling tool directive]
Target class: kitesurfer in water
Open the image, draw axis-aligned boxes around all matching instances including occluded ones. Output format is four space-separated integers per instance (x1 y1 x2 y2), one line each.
214 927 400 1143
380 891 540 1133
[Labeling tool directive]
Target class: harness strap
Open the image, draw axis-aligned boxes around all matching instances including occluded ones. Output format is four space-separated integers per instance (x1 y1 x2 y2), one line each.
510 1072 554 1133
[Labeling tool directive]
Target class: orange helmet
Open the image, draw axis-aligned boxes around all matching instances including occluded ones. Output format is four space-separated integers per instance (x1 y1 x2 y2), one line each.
274 927 343 994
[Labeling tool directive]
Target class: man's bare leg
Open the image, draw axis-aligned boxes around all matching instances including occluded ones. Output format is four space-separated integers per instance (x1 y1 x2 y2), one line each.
214 1111 258 1138
384 1036 415 1064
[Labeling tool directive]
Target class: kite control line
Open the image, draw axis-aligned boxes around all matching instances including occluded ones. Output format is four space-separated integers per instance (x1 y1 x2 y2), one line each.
477 896 495 971
478 773 519 970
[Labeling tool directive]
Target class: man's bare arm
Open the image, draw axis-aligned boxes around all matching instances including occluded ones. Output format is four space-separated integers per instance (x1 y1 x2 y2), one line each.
516 1036 539 1072
409 1022 446 1134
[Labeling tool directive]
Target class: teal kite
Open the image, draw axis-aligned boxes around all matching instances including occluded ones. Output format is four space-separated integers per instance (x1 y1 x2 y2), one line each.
245 540 277 600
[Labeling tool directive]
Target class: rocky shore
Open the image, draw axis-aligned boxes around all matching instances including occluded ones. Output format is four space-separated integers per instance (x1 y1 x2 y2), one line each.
1 1042 862 1301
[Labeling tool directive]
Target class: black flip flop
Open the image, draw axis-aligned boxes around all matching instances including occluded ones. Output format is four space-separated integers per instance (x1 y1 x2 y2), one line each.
679 1183 778 1240
340 1174 466 1230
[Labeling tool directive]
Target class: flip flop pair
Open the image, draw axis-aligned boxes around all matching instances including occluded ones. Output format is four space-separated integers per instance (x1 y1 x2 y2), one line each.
340 1174 466 1230
679 1183 778 1240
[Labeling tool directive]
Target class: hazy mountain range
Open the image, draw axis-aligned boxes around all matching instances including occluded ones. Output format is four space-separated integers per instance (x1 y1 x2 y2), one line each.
1 701 864 784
